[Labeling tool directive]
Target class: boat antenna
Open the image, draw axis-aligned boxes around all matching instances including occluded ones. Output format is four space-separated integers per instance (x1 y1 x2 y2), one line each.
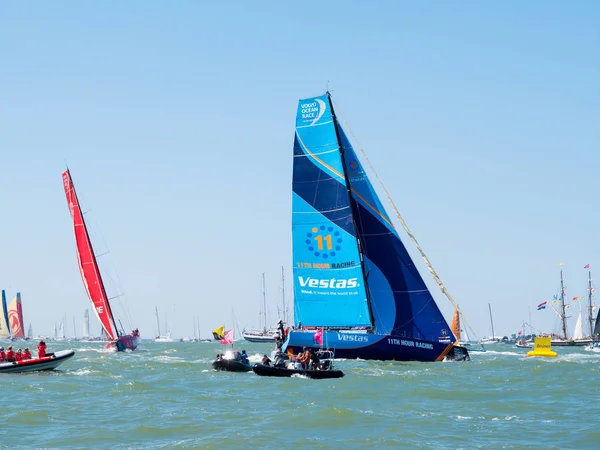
330 96 483 343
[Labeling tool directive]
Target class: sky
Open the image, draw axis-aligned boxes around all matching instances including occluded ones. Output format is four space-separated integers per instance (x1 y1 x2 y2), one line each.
1 1 599 340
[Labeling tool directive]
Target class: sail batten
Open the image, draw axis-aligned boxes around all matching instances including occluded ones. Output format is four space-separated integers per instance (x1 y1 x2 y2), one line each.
62 170 118 340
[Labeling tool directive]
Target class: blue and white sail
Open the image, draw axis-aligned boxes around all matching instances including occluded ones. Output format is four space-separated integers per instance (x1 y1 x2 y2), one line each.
287 93 464 362
293 96 371 328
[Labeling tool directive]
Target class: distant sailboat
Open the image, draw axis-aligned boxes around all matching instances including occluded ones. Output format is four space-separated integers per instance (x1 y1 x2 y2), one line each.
7 293 25 339
551 270 591 346
55 318 66 341
82 309 90 340
0 290 11 339
153 306 178 342
479 304 500 344
284 92 468 362
243 273 279 343
26 323 32 340
62 169 141 351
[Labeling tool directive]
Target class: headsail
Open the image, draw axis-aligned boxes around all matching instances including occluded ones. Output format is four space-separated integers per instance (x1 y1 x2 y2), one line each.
451 309 461 342
291 93 454 344
573 312 584 340
83 309 90 339
8 293 25 339
0 290 10 339
62 169 118 340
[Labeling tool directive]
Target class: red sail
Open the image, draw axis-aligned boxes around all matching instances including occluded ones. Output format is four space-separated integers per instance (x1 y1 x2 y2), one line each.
62 170 117 340
8 293 25 339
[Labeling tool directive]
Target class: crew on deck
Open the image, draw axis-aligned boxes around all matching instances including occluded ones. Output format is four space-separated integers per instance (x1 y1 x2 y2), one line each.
0 347 5 362
261 354 271 366
23 348 32 359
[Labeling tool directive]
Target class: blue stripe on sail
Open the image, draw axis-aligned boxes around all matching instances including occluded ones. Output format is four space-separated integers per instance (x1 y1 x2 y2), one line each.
337 125 454 343
292 96 371 328
1 290 9 337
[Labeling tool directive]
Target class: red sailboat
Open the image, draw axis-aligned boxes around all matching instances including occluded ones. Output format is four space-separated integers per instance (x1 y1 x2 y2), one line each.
62 169 141 351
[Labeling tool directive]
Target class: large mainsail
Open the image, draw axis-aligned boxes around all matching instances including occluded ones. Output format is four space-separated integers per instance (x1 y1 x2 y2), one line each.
292 96 371 327
8 293 25 339
0 290 10 339
292 93 454 344
62 169 118 340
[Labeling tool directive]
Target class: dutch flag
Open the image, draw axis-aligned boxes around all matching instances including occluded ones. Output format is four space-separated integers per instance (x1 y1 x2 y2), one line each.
537 301 547 310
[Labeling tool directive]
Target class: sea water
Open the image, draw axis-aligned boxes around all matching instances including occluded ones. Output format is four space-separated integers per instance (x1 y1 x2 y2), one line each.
2 341 599 449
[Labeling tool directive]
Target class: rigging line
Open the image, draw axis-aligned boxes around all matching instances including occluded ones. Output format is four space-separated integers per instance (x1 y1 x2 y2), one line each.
331 97 481 342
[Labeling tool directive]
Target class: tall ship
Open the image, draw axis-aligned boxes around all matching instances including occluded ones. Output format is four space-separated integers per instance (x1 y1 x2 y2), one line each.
284 92 468 362
551 269 592 346
62 169 141 351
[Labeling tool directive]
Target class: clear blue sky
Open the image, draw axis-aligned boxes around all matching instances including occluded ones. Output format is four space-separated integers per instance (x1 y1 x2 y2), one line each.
1 2 598 340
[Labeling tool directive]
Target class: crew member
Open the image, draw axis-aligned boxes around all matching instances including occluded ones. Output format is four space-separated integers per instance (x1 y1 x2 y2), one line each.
6 346 15 362
37 340 47 358
261 354 271 366
23 348 32 359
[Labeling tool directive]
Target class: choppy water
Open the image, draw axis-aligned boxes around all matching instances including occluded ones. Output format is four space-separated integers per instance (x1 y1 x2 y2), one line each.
2 341 599 449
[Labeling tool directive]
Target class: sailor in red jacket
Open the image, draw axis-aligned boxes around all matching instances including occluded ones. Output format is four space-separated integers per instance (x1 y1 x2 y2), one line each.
0 347 5 362
23 348 32 359
15 349 23 362
6 346 15 362
37 340 47 358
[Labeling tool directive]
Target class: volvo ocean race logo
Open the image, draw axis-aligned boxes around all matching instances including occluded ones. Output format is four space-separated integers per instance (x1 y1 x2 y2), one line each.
300 98 326 126
298 276 358 289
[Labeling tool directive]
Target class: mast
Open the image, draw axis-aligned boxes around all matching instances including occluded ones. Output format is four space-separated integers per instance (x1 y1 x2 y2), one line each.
64 170 120 338
327 91 376 328
588 269 594 337
281 266 287 325
560 270 567 340
73 317 77 339
488 303 495 340
261 273 267 332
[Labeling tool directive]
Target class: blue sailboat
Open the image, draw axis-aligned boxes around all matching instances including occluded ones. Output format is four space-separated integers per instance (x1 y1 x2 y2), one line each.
284 92 469 362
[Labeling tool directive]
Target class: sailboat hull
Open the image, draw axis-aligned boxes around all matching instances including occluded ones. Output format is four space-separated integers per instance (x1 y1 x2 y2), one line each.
106 335 141 352
284 331 469 362
551 339 592 347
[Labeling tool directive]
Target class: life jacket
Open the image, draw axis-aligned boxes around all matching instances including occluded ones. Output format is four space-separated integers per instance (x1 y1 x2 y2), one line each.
38 344 46 358
15 352 22 362
6 350 15 361
23 350 32 359
0 351 5 362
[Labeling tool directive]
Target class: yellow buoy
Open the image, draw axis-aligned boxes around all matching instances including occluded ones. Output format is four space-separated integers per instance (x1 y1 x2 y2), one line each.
527 336 557 358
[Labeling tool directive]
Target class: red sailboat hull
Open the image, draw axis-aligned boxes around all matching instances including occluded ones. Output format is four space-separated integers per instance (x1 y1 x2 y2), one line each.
106 335 142 352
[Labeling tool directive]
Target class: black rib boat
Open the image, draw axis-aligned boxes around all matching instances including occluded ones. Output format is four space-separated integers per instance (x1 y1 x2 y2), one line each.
252 363 344 379
212 358 252 372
